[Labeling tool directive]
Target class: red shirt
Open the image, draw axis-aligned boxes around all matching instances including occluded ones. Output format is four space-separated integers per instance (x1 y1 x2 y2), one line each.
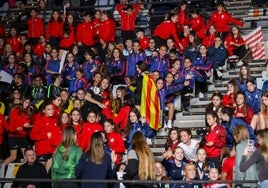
76 21 95 46
202 34 216 48
30 115 62 156
116 4 140 31
79 122 103 152
98 18 116 43
107 131 125 164
27 16 44 38
59 24 76 49
189 15 205 39
222 156 235 185
113 105 131 130
46 20 63 39
6 36 21 53
222 93 236 109
206 11 244 33
234 105 254 124
153 20 180 47
224 35 245 56
177 10 189 32
33 42 46 59
139 36 149 51
8 107 31 138
204 124 226 158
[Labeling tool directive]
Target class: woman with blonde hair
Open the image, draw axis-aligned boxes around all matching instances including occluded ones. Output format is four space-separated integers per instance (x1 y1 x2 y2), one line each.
123 131 155 188
52 126 82 188
233 125 258 188
240 128 268 188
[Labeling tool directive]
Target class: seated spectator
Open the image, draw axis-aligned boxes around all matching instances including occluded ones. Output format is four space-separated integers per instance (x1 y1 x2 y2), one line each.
184 31 200 61
149 45 169 77
178 163 202 188
222 79 239 109
236 63 255 93
189 9 205 39
13 148 49 188
204 167 227 188
208 36 228 79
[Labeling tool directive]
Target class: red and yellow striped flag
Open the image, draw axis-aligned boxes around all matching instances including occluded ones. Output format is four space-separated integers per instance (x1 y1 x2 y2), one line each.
140 74 161 131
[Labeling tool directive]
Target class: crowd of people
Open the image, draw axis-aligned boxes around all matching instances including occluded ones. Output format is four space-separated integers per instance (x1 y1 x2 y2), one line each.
0 0 268 187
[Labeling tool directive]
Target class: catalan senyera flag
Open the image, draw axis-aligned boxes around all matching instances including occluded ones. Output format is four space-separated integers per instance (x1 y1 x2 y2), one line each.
140 74 161 131
244 26 266 60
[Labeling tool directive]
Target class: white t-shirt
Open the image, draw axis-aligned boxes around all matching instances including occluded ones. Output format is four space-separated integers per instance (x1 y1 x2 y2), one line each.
178 139 199 161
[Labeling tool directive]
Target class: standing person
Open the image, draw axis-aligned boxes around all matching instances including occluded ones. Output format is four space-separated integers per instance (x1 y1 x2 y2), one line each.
233 125 258 188
115 3 140 44
153 12 181 49
52 126 83 188
45 10 63 48
240 129 268 188
176 1 189 33
205 1 244 40
123 131 155 188
27 8 44 45
13 148 49 188
200 111 226 170
60 13 76 50
76 132 117 188
3 97 33 167
30 99 62 170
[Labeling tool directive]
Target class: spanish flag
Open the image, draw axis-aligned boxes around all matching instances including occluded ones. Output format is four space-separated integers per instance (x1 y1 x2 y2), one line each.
140 74 161 131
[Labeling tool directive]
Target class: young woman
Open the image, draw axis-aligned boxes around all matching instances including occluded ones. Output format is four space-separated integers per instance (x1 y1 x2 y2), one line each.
201 112 226 170
236 63 255 93
195 148 215 181
222 78 239 109
76 132 116 188
205 91 223 113
30 99 62 170
123 131 155 188
162 127 180 161
204 168 227 188
240 129 268 188
178 128 199 162
233 125 258 188
124 108 155 151
52 126 83 188
60 13 76 50
4 97 33 167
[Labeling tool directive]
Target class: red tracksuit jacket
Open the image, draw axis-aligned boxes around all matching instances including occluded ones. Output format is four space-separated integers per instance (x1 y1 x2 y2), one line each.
116 4 140 31
79 122 103 152
59 24 76 49
204 124 226 158
99 18 116 44
45 20 63 39
153 20 180 47
76 21 95 46
27 16 44 38
6 36 21 53
224 35 245 56
107 131 125 164
113 105 131 130
206 11 244 33
189 15 205 39
30 115 62 156
8 107 31 138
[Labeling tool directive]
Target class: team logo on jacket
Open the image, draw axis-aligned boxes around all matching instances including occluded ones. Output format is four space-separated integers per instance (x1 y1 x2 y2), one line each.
110 138 114 142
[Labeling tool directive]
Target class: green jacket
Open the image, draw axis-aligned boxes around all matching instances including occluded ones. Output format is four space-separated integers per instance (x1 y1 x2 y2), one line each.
52 144 83 180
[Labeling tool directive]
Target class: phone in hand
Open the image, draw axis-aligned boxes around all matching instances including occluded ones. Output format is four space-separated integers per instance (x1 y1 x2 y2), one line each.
248 139 255 153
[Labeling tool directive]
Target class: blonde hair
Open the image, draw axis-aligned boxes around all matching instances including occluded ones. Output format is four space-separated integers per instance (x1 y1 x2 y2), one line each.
132 132 155 180
61 126 76 160
87 132 105 164
261 91 268 114
233 125 249 143
260 129 268 162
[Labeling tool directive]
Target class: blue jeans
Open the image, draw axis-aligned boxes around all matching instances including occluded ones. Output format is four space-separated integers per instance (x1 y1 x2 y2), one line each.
259 180 268 188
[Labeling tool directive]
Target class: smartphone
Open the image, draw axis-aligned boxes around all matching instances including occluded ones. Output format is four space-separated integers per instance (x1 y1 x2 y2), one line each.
248 139 255 153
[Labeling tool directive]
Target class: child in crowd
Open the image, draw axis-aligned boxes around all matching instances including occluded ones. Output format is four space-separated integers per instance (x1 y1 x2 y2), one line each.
79 110 103 152
221 146 236 188
236 63 255 93
103 119 125 166
195 148 215 180
222 79 239 109
201 112 226 170
82 49 99 82
30 99 62 170
71 67 87 95
69 108 83 139
162 127 180 161
205 91 223 113
58 112 69 131
45 47 60 85
164 146 187 182
124 108 155 150
203 167 227 188
62 52 79 88
149 45 169 77
178 128 199 162
245 78 262 114
112 86 127 115
122 38 133 58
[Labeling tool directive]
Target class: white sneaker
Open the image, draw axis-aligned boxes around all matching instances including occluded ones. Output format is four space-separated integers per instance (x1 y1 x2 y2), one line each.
217 70 223 77
199 92 204 98
167 121 172 129
228 55 238 59
237 61 243 66
146 138 152 145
